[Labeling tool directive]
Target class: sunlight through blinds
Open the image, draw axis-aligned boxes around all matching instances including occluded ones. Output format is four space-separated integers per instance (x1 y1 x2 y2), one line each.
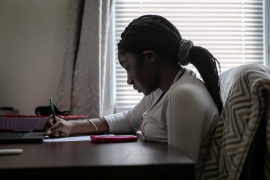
114 0 263 113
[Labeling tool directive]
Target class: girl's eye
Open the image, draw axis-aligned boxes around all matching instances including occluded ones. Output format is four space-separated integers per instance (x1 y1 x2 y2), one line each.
125 66 130 71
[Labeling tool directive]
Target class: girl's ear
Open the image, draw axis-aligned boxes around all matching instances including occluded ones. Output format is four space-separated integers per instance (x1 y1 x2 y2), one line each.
143 50 156 63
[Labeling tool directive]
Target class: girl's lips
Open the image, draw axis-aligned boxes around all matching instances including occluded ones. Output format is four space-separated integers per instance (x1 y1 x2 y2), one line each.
134 86 141 93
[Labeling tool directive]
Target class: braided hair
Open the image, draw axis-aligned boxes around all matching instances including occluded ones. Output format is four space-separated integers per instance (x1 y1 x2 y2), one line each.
118 15 223 114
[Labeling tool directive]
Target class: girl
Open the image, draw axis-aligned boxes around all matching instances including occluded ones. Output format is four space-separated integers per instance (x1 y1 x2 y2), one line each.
44 15 222 178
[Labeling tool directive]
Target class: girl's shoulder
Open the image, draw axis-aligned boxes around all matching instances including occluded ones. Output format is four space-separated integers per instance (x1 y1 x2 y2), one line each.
172 68 207 95
170 68 218 112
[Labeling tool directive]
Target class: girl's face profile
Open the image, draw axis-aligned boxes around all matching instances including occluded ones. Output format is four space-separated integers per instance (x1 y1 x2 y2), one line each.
118 51 159 95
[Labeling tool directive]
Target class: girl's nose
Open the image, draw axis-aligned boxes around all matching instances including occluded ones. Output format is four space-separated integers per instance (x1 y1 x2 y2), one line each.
127 74 133 85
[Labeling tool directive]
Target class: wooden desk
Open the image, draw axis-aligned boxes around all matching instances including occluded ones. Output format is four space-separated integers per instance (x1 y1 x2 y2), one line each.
0 133 195 179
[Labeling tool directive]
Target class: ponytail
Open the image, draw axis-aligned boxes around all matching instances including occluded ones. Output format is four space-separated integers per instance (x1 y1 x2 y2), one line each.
189 46 223 114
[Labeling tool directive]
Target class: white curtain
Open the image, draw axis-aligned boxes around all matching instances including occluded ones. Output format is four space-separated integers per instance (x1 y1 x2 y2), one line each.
55 0 113 118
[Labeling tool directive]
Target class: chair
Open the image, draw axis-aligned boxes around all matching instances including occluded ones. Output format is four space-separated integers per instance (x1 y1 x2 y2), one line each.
201 64 270 180
239 108 266 180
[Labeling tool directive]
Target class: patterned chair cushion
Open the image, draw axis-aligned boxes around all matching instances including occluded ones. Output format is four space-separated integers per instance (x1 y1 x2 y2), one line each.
200 64 270 180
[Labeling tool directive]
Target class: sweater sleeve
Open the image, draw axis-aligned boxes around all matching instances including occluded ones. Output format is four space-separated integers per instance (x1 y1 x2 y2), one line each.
166 82 218 162
104 89 163 134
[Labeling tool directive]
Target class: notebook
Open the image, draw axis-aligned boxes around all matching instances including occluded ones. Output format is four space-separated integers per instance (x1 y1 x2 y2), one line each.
0 132 45 143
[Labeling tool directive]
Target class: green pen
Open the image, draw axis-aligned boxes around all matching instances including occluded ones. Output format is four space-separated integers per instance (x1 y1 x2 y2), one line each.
49 98 57 124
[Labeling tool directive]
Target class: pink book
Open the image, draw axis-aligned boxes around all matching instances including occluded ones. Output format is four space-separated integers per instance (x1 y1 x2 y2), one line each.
0 115 88 131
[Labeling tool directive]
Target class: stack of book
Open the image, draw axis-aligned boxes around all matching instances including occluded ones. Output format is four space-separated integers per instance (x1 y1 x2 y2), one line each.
0 115 88 131
0 107 19 116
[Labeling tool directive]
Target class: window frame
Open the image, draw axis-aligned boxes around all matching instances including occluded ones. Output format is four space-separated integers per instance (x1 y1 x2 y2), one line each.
263 0 270 67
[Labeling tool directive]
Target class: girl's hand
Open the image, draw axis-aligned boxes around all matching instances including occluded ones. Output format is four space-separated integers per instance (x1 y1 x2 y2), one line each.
43 115 54 131
45 117 74 137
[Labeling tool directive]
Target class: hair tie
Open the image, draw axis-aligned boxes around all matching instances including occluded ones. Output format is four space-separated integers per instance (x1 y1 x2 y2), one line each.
177 39 194 66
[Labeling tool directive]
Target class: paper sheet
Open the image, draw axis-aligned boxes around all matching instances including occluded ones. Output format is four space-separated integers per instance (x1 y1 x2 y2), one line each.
43 135 91 142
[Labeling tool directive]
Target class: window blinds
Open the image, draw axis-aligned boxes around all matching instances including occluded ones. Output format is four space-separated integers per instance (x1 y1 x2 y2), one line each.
114 0 264 113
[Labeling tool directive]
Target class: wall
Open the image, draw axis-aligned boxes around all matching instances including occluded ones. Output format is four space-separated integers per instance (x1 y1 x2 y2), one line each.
0 0 69 115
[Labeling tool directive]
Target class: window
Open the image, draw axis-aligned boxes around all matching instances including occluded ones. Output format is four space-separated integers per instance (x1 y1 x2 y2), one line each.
114 0 264 113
